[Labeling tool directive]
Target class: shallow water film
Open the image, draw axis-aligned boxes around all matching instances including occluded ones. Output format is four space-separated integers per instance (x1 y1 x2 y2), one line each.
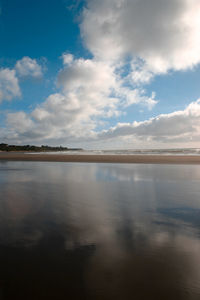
0 162 200 300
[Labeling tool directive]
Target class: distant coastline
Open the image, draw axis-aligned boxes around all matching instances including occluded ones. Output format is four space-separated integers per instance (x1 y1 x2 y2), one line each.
0 143 82 152
1 145 200 164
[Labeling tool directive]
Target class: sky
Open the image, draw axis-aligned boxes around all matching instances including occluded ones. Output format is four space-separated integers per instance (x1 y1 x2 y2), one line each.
0 0 200 149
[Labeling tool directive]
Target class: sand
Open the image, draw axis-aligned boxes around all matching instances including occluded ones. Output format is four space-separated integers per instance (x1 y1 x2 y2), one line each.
0 152 200 164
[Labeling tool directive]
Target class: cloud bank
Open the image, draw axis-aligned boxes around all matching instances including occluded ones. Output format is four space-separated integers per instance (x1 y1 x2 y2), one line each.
2 99 200 148
99 100 200 144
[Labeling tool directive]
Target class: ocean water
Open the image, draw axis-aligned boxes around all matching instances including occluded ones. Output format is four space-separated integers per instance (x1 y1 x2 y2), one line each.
0 161 200 299
27 148 200 155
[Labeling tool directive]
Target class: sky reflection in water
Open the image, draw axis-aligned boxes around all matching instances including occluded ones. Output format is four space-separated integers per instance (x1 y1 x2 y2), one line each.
0 162 200 299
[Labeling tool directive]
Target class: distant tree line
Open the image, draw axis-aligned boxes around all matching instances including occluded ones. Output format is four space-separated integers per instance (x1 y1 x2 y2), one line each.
0 143 82 152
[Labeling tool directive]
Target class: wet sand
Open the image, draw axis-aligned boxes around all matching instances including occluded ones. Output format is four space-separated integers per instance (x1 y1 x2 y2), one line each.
1 152 200 164
1 161 200 299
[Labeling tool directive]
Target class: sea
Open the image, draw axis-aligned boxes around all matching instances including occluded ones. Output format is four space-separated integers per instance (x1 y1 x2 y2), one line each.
0 161 200 299
26 148 200 156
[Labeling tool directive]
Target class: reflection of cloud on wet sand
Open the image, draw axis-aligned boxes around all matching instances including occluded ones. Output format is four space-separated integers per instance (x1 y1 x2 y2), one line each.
85 230 200 300
0 183 45 247
1 162 200 298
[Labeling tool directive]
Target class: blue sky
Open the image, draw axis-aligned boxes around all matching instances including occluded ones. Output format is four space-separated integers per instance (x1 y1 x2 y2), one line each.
0 0 200 149
0 0 82 59
0 0 82 110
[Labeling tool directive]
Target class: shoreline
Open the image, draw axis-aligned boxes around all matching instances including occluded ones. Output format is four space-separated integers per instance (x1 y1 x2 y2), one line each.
1 152 200 164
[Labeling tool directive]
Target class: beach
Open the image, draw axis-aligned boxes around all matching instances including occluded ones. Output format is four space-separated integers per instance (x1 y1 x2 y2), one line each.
1 152 200 164
1 161 200 299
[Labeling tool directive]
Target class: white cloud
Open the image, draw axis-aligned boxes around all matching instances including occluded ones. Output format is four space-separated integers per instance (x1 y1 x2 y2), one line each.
0 68 21 102
129 60 154 85
15 56 43 78
99 99 200 145
2 55 157 145
6 111 34 134
58 56 157 110
62 53 74 65
4 58 120 143
58 57 116 95
3 97 200 148
81 0 200 74
115 87 157 110
0 56 43 103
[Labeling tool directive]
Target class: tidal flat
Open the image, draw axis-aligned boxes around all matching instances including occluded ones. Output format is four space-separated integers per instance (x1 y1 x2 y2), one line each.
0 161 200 299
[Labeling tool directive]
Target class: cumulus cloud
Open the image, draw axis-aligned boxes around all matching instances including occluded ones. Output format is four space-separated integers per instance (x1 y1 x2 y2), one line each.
59 55 157 109
15 56 43 78
1 55 158 145
0 57 43 103
58 57 116 96
81 0 200 74
3 96 200 148
6 111 34 134
99 99 200 145
62 53 74 65
0 68 21 102
3 58 119 143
